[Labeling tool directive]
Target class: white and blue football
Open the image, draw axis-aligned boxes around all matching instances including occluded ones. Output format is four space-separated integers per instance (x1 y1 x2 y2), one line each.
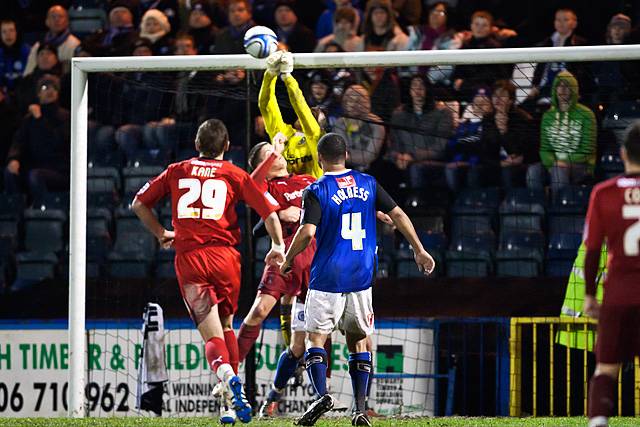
243 26 278 59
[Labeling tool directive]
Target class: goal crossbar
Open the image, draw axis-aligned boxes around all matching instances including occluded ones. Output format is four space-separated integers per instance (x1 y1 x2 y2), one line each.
68 43 640 417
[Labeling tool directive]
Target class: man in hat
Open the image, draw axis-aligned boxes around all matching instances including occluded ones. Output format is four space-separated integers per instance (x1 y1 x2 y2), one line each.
5 74 70 201
188 0 221 54
274 0 316 53
24 5 80 75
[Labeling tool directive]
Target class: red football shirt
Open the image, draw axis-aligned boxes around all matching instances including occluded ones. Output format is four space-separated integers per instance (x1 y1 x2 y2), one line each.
268 173 316 239
135 157 278 253
584 174 640 305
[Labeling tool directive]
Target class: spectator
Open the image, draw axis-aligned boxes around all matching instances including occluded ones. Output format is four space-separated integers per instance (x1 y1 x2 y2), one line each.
392 0 421 27
451 11 511 101
273 0 316 53
83 1 138 57
15 43 63 115
187 0 220 55
213 0 255 54
592 14 639 108
480 80 542 189
0 19 30 95
316 0 362 39
358 0 409 51
136 0 179 36
5 74 70 201
539 70 596 191
306 70 340 125
315 6 362 52
333 84 385 172
139 9 172 55
115 33 202 163
526 8 589 107
0 89 19 188
445 86 495 192
360 63 401 122
388 74 453 189
23 5 79 77
131 36 153 56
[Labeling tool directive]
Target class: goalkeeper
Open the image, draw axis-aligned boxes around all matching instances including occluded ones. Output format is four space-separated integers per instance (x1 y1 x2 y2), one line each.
258 50 325 179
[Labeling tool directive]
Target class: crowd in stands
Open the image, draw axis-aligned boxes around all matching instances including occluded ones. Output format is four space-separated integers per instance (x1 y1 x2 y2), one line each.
0 0 639 289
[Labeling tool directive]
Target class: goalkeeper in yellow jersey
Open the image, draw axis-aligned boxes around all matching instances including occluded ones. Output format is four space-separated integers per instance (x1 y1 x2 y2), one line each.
258 50 325 179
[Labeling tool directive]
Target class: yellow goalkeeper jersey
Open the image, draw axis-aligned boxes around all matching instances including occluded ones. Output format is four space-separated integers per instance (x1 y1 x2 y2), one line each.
258 71 323 178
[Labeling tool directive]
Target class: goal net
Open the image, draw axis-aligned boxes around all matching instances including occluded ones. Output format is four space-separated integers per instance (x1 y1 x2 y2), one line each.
58 45 640 419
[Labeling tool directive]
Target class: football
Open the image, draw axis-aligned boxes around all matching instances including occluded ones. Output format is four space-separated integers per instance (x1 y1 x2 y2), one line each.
243 26 278 59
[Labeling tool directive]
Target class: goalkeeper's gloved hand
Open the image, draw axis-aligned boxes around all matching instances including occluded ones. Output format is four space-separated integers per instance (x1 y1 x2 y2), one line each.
266 50 283 74
279 51 294 75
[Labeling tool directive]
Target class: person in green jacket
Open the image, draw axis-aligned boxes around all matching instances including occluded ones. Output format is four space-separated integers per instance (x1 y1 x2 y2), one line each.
557 242 607 351
539 70 596 191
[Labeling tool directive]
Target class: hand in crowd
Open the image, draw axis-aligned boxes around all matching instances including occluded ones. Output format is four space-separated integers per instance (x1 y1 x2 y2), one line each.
6 160 19 175
278 206 301 223
28 104 42 119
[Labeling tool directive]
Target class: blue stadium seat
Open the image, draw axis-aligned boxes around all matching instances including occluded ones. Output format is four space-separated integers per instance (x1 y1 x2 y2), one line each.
129 149 169 167
12 251 58 291
23 208 66 253
549 186 592 215
32 192 69 211
404 188 449 215
107 252 151 279
112 232 156 259
598 153 624 179
88 166 120 208
396 259 427 278
546 233 582 267
496 231 545 277
155 249 176 279
451 214 493 237
545 259 574 277
417 230 447 252
499 188 546 233
87 208 112 238
69 5 106 38
548 214 585 235
452 187 500 215
122 166 164 199
445 232 495 278
412 215 445 234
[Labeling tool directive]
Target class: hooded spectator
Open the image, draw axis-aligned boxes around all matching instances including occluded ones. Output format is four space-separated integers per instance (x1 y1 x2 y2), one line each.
539 70 596 191
358 0 409 51
316 0 363 39
23 5 80 75
16 43 64 114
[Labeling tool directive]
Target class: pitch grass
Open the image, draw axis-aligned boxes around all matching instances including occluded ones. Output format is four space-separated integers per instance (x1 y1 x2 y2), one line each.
1 418 639 426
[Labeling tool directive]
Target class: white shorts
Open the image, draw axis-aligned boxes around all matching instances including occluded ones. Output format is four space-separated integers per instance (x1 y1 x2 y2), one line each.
291 296 306 332
304 288 374 336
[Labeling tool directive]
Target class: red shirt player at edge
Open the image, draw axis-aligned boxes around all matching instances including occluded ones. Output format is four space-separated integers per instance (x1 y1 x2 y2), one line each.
584 121 640 427
131 119 285 424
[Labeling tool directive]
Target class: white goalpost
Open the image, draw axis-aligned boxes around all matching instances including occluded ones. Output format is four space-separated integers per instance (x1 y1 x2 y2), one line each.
68 44 640 417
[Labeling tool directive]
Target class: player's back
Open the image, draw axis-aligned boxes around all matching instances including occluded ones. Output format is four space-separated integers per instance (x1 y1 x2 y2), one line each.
163 157 250 252
585 174 640 303
306 170 377 293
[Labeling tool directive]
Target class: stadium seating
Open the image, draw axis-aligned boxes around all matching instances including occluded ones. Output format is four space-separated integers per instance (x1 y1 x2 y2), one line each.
498 188 546 234
122 165 163 200
88 166 120 208
107 251 151 279
598 152 624 179
545 233 582 277
547 214 585 236
68 3 107 38
23 208 67 253
445 231 495 278
549 185 592 215
496 231 545 278
12 251 58 291
155 249 176 279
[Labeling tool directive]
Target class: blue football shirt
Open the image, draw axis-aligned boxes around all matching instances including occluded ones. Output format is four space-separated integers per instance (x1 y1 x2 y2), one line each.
301 169 396 293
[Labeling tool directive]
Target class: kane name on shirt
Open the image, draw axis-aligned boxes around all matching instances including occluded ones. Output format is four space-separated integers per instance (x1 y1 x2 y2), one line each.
135 157 278 253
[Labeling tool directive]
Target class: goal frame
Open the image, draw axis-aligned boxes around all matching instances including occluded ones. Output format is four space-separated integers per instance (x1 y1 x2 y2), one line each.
69 44 640 417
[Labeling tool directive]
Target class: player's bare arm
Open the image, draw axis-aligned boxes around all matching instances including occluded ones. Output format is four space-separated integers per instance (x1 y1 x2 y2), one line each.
280 223 316 274
264 211 286 266
132 198 175 249
388 206 435 275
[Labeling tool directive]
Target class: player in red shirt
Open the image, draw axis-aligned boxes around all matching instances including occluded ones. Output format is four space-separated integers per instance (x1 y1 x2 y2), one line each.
132 119 285 424
584 122 640 427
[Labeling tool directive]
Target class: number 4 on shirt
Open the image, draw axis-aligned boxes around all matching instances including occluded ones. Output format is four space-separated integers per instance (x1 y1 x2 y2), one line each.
177 178 228 220
341 212 366 250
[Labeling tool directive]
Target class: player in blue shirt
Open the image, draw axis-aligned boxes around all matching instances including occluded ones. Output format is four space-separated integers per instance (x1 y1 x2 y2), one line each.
280 133 435 426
